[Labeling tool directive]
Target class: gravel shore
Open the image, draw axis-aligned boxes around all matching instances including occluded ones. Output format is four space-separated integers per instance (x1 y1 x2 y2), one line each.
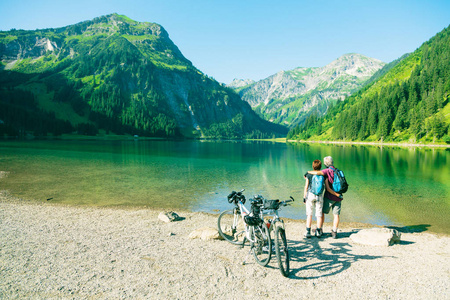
1 192 449 299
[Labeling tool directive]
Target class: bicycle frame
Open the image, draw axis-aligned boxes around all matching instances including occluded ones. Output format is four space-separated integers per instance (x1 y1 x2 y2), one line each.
263 197 294 232
220 192 293 272
235 200 266 243
265 208 285 232
220 191 294 275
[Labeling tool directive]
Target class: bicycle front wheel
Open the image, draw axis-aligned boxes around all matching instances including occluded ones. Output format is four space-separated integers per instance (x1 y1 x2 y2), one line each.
217 209 245 245
275 226 290 277
252 224 272 266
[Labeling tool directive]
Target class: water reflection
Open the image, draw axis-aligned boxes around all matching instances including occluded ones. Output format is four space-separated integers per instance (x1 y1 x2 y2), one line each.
0 140 449 234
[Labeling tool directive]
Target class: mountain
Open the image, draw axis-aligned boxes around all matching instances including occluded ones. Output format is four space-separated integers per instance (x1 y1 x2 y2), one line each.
0 14 286 139
229 54 385 127
227 78 255 90
288 25 450 144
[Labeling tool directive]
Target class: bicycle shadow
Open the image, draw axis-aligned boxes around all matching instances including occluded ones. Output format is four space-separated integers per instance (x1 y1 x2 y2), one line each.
285 233 389 280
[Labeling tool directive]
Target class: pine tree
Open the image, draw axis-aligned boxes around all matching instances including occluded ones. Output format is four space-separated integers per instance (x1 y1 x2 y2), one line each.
368 104 378 136
435 78 445 109
393 99 408 131
378 102 393 140
431 113 447 139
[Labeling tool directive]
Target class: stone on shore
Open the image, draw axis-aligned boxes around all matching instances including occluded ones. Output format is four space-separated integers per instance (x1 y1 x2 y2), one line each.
350 228 401 246
189 227 223 240
158 211 181 223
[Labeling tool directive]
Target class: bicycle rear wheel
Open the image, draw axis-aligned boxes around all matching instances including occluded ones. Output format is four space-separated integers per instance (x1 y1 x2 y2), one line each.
217 208 245 245
252 224 272 266
275 226 290 277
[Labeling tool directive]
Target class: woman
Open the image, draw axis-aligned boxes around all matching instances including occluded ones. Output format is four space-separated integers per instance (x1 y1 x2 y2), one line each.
303 159 324 238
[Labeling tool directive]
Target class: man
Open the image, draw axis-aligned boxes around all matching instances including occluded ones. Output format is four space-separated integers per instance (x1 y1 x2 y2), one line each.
308 156 343 238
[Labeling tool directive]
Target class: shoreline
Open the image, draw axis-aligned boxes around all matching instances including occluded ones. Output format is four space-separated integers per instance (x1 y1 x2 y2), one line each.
3 136 449 148
1 192 449 299
286 139 450 148
1 190 448 237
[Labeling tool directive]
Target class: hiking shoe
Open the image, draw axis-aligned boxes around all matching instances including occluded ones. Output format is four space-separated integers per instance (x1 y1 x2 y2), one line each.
315 228 323 238
331 230 337 239
304 231 312 238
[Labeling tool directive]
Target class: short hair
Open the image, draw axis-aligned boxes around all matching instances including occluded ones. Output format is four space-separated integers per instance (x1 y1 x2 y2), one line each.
323 156 333 167
312 159 322 171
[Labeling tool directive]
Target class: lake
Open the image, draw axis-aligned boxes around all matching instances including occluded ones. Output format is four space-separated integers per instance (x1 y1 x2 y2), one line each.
0 140 449 234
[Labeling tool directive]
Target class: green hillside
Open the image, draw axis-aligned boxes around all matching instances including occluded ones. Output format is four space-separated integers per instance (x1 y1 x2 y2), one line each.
288 25 450 144
0 14 286 139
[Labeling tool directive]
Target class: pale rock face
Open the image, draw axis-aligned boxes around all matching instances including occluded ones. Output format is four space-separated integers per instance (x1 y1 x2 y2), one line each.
230 53 385 126
35 37 57 52
227 78 255 89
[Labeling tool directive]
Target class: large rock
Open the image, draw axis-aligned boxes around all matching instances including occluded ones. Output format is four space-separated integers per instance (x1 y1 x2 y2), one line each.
350 228 401 246
158 211 182 223
189 227 223 241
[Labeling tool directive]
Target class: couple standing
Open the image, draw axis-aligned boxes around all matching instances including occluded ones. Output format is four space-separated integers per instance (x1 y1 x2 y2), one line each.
303 156 344 239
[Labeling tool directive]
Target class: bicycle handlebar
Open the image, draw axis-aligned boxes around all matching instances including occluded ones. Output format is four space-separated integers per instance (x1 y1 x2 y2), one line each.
227 189 246 204
227 191 293 208
283 196 295 204
279 197 294 207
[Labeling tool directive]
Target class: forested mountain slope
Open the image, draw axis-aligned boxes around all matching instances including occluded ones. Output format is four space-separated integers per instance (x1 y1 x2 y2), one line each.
288 25 450 144
0 14 286 138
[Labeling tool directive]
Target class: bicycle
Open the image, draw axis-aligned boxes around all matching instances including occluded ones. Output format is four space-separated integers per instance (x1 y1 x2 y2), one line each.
217 190 272 266
260 195 295 277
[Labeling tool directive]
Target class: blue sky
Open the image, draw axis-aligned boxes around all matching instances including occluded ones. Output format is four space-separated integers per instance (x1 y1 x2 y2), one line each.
1 0 449 83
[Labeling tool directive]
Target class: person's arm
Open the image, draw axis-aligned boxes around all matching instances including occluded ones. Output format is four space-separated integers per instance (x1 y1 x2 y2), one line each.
303 177 309 200
325 179 341 197
308 170 324 175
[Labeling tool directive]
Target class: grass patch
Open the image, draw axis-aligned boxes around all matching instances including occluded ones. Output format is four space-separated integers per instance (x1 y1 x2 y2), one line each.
122 34 156 42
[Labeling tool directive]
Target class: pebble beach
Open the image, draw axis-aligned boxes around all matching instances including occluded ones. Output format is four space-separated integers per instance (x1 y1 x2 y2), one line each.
1 191 449 299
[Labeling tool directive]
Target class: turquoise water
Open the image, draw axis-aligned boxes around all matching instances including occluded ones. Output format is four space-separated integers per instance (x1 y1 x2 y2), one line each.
0 140 449 234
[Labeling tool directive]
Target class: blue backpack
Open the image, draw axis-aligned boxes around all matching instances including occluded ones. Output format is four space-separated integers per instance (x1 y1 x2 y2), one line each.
330 166 349 194
309 175 325 195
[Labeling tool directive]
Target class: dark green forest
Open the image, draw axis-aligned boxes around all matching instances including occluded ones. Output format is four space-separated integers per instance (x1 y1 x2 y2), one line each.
288 25 450 144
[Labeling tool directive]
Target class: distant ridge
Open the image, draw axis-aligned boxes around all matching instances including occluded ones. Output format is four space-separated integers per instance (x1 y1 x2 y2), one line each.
228 53 385 127
227 78 255 89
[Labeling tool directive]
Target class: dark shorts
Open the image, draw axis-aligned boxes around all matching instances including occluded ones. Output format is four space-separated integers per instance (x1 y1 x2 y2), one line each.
322 197 341 215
